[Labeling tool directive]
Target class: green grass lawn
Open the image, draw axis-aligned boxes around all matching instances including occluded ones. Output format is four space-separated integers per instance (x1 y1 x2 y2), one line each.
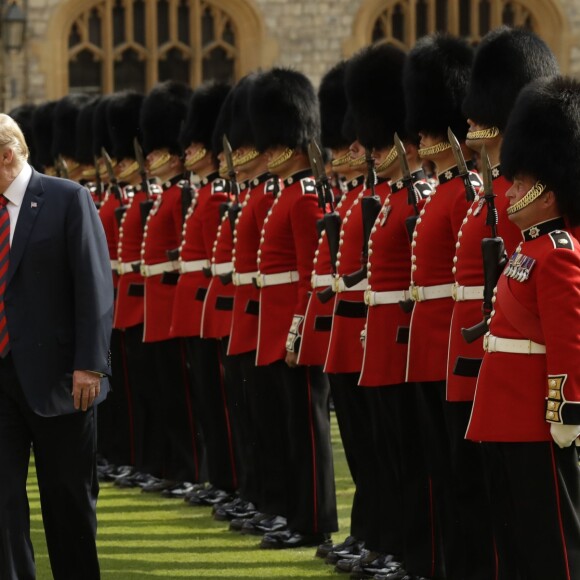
29 415 353 579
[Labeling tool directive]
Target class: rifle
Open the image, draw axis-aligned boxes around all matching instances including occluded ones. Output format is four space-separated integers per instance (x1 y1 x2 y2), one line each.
56 155 69 179
101 147 124 204
307 140 340 303
341 148 381 289
448 127 477 202
133 138 155 227
93 154 104 204
393 134 419 313
223 135 241 234
461 146 507 343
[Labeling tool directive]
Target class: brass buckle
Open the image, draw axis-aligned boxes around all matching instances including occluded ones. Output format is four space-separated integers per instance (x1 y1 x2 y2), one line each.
410 285 421 302
256 273 264 288
364 288 372 306
483 333 490 352
332 277 340 293
451 283 458 301
140 263 148 277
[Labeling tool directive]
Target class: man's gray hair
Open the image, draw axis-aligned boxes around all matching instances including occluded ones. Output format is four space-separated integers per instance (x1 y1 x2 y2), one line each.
0 113 29 162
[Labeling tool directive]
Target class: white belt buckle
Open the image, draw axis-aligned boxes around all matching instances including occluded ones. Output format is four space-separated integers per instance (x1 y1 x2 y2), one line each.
364 288 372 306
255 273 263 288
140 263 148 277
451 283 459 301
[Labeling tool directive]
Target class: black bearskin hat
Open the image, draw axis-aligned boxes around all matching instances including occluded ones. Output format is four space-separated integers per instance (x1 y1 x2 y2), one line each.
93 96 113 158
75 97 100 165
319 61 351 150
32 101 57 170
463 27 559 131
107 91 144 161
501 76 580 225
345 44 407 149
229 74 259 151
52 93 91 161
211 88 234 162
342 106 357 145
404 33 473 140
249 67 320 153
141 80 192 155
9 104 36 167
179 81 231 151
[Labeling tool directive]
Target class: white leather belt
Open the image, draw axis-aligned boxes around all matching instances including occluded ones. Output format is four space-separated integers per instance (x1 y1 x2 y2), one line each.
140 260 179 277
311 274 334 289
254 270 299 288
232 271 257 286
365 288 409 306
211 262 233 276
484 334 546 355
452 284 484 301
110 259 119 271
179 259 210 274
117 260 141 275
335 277 368 293
409 283 453 302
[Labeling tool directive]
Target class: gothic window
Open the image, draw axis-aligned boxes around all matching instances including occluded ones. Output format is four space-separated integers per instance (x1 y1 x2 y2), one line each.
66 0 239 94
369 0 538 48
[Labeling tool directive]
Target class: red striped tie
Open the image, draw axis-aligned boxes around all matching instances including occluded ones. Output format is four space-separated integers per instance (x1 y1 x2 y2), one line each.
0 195 10 357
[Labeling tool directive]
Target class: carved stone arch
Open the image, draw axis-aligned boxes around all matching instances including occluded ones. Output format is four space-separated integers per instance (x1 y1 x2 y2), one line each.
344 0 571 73
44 0 278 98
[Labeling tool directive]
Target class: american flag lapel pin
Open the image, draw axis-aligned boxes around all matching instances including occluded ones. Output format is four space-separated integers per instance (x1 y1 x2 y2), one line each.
31 201 37 208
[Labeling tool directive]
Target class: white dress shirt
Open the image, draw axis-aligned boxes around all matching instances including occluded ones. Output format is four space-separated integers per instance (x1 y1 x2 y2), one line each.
3 162 32 245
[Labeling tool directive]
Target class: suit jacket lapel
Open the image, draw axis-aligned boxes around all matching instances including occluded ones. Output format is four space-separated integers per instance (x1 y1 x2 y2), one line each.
7 168 45 287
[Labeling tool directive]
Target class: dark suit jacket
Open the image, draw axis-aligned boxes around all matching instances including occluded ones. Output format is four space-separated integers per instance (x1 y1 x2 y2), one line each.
4 167 113 416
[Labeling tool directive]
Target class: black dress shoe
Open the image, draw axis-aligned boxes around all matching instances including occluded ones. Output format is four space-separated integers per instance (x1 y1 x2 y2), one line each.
373 572 431 580
161 482 196 498
254 514 287 534
106 465 134 481
239 512 275 535
349 554 402 580
260 530 330 550
335 550 369 574
187 487 233 506
326 539 366 565
214 500 256 522
141 479 178 493
316 534 356 558
116 472 160 489
212 496 242 515
183 483 208 501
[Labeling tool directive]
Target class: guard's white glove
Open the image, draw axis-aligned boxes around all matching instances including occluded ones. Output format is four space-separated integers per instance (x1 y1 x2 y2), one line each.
550 423 580 448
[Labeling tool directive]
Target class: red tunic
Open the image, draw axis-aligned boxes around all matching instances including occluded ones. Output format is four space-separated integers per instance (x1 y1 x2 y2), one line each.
359 175 432 387
256 171 322 366
406 167 481 382
467 219 580 442
324 179 390 374
447 171 521 401
170 175 228 338
114 188 152 330
200 209 236 339
141 177 184 342
227 174 274 356
298 178 364 366
98 190 124 291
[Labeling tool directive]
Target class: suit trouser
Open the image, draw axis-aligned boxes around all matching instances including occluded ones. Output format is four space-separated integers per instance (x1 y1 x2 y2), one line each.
482 441 580 580
149 338 203 482
123 324 164 477
272 361 338 534
186 336 236 492
0 354 100 580
328 372 377 543
239 350 284 514
97 328 133 466
372 383 443 577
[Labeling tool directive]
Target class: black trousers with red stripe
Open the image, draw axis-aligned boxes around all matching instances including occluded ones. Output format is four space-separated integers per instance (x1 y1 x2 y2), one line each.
186 336 237 492
272 360 338 535
482 441 580 580
150 337 204 483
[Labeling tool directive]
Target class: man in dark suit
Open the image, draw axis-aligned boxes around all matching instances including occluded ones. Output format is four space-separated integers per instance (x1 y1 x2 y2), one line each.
0 113 113 579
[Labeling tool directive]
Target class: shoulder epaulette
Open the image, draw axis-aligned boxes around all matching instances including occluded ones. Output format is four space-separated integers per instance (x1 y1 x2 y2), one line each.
301 178 317 196
549 230 574 250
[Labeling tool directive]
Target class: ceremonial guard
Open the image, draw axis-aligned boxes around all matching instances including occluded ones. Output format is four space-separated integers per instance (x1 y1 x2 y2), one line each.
112 91 163 489
168 82 234 503
403 34 479 580
467 75 580 580
445 28 559 579
323 45 405 579
139 80 201 493
222 74 279 526
75 97 103 206
8 104 37 170
300 61 365 563
249 68 338 548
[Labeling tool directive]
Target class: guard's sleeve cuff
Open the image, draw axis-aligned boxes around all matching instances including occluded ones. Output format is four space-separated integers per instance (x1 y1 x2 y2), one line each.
545 374 580 424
